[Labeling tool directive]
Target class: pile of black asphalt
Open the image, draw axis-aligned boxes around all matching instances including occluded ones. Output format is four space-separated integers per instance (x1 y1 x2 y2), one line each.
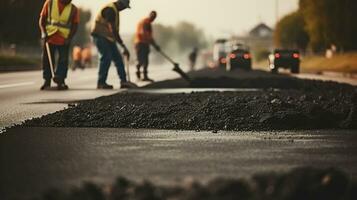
18 68 357 131
32 167 357 200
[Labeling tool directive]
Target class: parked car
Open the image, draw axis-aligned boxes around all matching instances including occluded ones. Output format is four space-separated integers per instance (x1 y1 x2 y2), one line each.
227 44 252 71
213 39 229 68
269 49 300 74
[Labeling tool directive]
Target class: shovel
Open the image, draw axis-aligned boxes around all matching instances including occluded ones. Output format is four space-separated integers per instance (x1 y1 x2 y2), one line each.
123 55 139 89
157 50 191 82
45 42 55 79
124 54 131 82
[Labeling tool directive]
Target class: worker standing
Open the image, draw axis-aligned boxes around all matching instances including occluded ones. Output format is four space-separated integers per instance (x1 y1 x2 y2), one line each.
91 0 134 89
39 0 79 90
188 47 199 71
134 11 160 82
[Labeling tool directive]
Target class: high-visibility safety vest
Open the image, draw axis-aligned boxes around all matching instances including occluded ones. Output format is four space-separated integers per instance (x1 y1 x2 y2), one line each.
91 3 119 42
135 18 153 44
46 0 74 39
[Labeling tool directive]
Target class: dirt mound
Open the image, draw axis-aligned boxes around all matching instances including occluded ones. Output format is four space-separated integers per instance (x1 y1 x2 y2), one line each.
33 167 357 200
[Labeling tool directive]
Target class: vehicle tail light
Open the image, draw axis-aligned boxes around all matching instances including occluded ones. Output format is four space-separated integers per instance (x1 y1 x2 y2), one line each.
220 57 227 64
275 53 281 58
243 53 251 59
230 54 236 59
293 53 300 58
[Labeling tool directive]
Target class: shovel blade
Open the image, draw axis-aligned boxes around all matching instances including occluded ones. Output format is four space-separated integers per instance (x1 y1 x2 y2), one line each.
172 63 191 82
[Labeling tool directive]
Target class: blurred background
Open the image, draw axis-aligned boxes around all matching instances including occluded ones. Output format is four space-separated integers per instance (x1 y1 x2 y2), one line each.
0 0 356 73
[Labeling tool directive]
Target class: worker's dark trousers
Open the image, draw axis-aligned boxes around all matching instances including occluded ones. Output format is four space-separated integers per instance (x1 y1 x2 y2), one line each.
92 35 127 85
42 43 69 80
135 43 150 77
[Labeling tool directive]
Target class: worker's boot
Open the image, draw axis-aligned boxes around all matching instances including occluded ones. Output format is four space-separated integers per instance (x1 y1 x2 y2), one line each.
40 79 51 90
120 81 138 89
53 76 61 85
97 83 113 90
136 71 141 80
142 74 154 82
56 78 69 90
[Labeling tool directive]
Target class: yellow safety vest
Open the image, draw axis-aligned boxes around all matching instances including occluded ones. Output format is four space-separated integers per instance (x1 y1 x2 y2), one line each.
91 3 119 42
46 0 74 39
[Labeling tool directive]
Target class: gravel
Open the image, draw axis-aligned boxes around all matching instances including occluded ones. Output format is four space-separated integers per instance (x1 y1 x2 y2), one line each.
13 69 357 131
33 167 357 200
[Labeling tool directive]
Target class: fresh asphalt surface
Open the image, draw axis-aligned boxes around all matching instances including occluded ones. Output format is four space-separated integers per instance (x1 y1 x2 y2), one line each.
1 128 357 199
1 66 357 198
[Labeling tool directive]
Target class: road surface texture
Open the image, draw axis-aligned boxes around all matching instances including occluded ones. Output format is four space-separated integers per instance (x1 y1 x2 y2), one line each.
0 65 181 128
1 128 357 199
17 68 357 130
1 67 357 199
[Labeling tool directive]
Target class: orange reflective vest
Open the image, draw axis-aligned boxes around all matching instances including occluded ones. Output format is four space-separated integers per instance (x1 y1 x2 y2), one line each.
135 18 153 44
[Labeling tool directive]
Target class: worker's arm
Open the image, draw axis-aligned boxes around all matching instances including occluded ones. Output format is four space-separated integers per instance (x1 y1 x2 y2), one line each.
39 2 49 40
65 7 79 45
110 22 130 59
150 39 160 51
143 23 160 51
103 7 130 58
39 15 47 40
65 23 78 45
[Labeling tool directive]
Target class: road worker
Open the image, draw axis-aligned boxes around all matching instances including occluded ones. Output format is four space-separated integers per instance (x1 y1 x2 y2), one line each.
134 11 161 82
189 47 199 71
39 0 79 90
91 0 135 89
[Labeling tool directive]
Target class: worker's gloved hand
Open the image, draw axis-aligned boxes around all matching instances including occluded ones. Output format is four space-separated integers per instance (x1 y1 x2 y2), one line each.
123 47 130 60
41 32 48 42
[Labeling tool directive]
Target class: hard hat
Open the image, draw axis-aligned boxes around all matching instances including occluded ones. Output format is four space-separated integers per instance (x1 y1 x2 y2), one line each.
118 0 131 8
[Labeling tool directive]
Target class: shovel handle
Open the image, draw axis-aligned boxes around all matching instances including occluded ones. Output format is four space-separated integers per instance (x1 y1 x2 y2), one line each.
124 55 131 82
45 42 55 78
158 51 176 64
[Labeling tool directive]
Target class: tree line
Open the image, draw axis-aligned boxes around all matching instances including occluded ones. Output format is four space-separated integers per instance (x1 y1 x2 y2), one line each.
274 0 357 52
0 0 92 47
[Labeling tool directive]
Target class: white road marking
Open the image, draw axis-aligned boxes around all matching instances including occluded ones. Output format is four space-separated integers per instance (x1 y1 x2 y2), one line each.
0 82 35 89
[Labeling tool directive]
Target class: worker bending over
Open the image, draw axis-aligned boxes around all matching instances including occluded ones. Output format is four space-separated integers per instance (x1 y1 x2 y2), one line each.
91 0 134 89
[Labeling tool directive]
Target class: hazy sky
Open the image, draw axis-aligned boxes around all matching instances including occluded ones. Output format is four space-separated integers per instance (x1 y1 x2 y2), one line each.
72 0 299 37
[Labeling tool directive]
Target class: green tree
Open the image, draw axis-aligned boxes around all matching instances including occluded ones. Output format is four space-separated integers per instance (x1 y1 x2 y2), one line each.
274 11 309 51
0 0 43 45
299 0 357 51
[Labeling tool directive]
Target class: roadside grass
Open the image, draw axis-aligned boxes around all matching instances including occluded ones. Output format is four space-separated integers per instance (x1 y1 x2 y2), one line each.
301 52 357 73
0 54 39 67
254 52 357 74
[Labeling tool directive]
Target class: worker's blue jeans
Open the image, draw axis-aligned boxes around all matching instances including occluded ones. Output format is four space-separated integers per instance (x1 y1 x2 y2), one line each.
92 35 127 85
42 43 69 80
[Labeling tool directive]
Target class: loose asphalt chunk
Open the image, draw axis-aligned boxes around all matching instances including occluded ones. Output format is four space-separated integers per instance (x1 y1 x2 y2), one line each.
16 71 357 131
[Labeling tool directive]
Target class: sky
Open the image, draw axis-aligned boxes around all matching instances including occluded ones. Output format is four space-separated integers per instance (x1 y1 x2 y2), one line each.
72 0 299 38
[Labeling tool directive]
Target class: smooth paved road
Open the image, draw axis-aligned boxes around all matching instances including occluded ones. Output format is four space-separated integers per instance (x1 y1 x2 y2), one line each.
1 128 356 199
